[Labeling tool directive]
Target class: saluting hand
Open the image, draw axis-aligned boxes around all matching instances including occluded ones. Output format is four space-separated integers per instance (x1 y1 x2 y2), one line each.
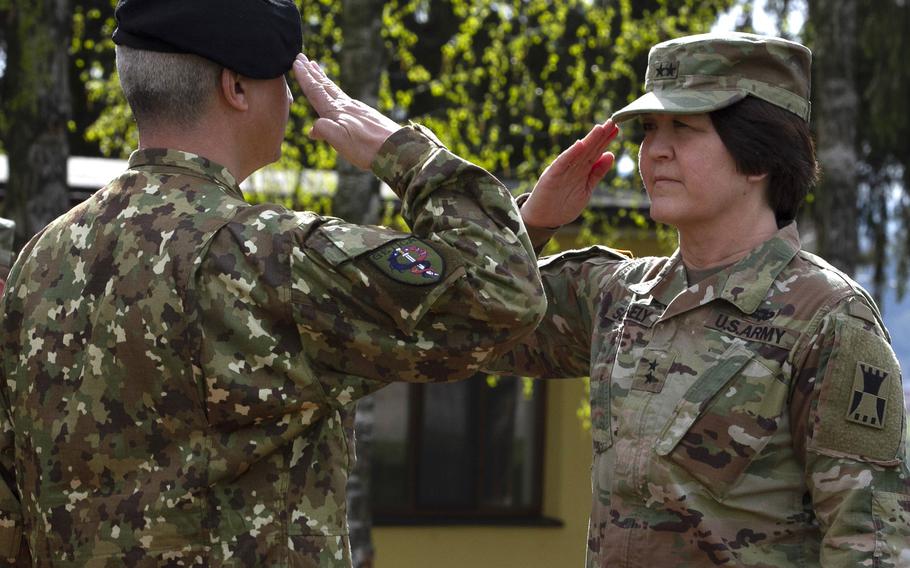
521 121 619 229
293 53 400 170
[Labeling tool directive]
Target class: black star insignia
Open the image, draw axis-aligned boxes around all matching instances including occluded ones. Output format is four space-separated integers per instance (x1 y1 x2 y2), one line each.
655 62 677 78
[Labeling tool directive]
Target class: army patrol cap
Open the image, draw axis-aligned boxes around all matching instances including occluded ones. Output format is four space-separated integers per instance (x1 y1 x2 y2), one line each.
112 0 303 79
612 32 812 123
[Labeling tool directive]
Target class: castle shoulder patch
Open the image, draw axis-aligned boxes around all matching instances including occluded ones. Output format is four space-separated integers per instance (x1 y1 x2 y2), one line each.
809 316 905 464
845 362 891 429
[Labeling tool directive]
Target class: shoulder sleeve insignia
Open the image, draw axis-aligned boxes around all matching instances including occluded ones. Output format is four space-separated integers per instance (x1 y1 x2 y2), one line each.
846 362 892 429
368 237 445 286
809 316 905 464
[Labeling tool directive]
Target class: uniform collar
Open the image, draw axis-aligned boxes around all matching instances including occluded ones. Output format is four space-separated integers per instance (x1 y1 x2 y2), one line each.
629 223 802 318
128 148 244 200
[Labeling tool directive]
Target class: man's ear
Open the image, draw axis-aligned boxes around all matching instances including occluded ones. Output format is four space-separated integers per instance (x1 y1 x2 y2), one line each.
220 68 249 111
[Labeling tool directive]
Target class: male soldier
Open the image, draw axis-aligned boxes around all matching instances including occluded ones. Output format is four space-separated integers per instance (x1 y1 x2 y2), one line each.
0 0 546 564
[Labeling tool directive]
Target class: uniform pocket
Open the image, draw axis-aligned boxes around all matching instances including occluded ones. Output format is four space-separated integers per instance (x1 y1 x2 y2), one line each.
655 342 786 498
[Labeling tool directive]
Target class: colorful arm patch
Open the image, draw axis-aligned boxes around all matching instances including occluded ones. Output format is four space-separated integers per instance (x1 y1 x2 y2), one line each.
303 224 465 335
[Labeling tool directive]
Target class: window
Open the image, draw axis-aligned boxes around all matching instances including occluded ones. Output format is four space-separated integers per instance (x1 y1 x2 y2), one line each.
370 374 547 524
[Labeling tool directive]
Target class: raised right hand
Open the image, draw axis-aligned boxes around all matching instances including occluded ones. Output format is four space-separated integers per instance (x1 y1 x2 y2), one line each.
292 53 401 170
521 121 619 229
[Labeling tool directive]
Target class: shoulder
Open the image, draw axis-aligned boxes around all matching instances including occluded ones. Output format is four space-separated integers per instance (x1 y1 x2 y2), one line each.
788 256 903 465
791 250 873 303
785 250 888 336
539 244 632 267
537 246 668 300
206 203 327 271
541 245 665 276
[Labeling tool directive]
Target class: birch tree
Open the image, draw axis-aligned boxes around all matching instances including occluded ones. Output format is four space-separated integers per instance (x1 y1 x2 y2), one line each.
807 0 859 274
335 1 386 567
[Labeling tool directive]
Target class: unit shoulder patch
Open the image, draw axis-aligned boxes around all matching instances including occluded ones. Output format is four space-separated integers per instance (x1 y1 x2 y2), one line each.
809 317 905 464
845 362 891 429
367 237 445 286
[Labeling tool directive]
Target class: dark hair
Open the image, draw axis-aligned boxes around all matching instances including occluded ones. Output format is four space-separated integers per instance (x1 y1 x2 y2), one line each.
710 96 819 226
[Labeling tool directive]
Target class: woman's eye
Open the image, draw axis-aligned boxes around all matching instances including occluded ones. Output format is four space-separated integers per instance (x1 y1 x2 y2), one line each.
673 120 689 129
641 122 655 131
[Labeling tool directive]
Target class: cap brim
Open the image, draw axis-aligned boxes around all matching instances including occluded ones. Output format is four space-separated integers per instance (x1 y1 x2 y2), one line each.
611 90 747 123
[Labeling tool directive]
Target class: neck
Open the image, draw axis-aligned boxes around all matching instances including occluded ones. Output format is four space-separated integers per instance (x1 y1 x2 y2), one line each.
677 210 779 270
138 121 255 183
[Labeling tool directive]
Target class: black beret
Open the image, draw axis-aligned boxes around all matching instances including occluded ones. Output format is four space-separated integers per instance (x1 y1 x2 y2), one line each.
112 0 302 80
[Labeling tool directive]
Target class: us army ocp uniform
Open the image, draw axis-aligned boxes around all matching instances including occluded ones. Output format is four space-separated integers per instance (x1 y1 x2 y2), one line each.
488 222 909 567
0 125 546 565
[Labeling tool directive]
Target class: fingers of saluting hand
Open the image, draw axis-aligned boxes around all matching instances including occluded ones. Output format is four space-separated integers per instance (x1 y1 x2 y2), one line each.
293 53 349 117
549 120 619 176
577 120 619 166
293 56 331 116
306 59 346 100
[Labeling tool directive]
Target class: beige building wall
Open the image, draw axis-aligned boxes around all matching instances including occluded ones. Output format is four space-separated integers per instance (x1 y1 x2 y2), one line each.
373 378 593 568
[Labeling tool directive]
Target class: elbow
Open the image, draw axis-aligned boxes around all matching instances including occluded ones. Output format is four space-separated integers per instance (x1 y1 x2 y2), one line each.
484 271 547 338
519 279 548 333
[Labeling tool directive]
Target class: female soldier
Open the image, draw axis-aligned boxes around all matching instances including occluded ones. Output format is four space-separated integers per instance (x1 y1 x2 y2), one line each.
495 32 909 566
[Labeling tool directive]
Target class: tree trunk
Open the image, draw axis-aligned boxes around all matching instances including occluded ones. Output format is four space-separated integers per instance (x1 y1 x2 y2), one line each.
336 1 386 566
334 0 385 226
808 0 859 274
0 0 72 250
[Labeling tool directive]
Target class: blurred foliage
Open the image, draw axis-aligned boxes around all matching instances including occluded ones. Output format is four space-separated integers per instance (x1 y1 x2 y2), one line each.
69 0 729 184
57 0 733 430
23 0 910 299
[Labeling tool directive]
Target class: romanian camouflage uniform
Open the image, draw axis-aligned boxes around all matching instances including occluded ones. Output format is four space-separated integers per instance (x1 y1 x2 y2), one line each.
0 125 546 566
488 223 909 567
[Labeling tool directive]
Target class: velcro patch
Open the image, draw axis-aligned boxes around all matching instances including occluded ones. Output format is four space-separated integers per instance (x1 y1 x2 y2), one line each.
632 349 676 393
652 60 679 80
625 302 661 329
845 362 891 429
368 237 445 286
809 317 905 464
705 313 796 349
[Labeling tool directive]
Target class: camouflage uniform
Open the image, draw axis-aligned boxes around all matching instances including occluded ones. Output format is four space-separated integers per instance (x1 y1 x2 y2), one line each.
0 125 546 566
493 31 909 568
489 223 909 566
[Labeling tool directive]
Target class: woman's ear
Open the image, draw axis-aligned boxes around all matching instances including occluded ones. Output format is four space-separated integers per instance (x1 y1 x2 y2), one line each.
220 68 249 111
747 172 769 184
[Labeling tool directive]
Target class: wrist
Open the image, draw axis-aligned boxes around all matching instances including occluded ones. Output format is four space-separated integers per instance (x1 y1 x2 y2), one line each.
516 193 561 253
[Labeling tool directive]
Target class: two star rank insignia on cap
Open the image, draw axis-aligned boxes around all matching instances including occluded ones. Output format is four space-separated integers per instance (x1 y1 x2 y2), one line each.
653 61 679 80
846 362 891 429
369 237 445 286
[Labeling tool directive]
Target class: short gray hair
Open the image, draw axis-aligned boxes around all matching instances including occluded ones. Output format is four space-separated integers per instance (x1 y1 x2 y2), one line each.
116 45 222 129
